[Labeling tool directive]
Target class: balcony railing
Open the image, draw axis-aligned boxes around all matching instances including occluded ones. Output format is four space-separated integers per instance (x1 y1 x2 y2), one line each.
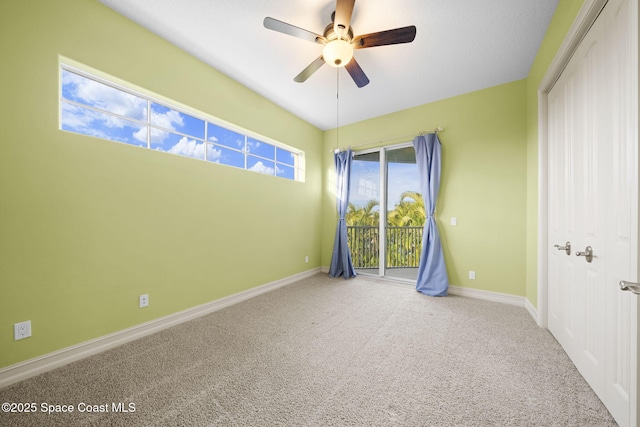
347 226 423 269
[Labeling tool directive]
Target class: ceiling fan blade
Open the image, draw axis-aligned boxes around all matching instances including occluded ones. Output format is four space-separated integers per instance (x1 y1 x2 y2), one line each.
264 17 326 44
345 57 369 88
352 25 417 49
294 56 325 83
334 0 355 35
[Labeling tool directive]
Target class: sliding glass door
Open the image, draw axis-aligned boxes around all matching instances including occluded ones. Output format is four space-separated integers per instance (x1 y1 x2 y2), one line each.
347 144 422 281
385 146 422 280
347 151 381 274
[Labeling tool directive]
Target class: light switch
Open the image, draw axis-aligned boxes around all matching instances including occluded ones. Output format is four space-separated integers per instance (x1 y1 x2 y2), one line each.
451 217 457 226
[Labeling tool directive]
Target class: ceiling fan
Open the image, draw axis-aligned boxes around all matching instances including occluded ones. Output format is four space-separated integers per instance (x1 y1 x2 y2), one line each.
263 0 417 88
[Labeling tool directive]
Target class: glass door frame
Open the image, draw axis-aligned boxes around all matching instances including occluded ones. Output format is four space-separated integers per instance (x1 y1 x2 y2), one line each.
352 141 416 282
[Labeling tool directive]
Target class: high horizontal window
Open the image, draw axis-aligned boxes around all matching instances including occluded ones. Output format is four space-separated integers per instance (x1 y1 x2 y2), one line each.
60 65 303 181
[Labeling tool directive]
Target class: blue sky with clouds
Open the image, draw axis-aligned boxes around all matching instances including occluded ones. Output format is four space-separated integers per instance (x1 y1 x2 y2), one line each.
61 69 296 180
350 151 420 211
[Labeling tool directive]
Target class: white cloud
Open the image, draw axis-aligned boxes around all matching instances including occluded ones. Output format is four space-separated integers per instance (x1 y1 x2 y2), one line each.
150 108 183 131
145 106 188 146
61 103 95 129
207 145 222 161
249 161 274 175
63 71 146 121
62 102 133 130
61 103 145 145
61 110 110 141
133 127 148 143
166 136 204 159
148 128 170 145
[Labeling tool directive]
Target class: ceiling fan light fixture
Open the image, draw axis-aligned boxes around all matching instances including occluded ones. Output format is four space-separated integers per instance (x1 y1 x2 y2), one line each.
322 39 354 67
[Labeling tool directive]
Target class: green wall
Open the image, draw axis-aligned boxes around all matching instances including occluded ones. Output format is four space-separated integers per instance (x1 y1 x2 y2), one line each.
525 0 586 308
322 80 528 296
0 0 323 369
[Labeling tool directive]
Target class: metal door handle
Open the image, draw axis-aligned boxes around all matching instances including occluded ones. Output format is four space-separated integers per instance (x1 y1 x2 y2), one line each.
620 281 640 295
575 246 594 263
554 241 571 255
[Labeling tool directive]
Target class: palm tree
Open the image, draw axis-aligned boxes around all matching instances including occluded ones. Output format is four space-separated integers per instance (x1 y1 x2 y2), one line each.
386 191 425 268
345 200 380 268
346 199 379 226
387 191 425 227
346 194 426 269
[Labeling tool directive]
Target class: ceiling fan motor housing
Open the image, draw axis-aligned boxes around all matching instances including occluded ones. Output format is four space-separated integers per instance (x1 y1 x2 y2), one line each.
323 22 354 42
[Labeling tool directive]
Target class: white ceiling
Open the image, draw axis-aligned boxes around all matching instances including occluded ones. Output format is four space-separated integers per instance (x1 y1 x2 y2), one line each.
98 0 559 130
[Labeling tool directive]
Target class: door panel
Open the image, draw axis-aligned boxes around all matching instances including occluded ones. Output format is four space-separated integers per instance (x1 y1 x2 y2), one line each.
577 16 608 392
348 152 381 274
385 146 420 281
548 64 581 363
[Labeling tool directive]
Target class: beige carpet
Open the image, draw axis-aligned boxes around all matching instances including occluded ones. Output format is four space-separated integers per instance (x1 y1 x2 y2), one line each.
0 274 616 426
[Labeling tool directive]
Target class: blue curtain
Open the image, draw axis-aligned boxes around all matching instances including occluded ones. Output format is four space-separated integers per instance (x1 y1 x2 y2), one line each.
413 134 449 296
329 149 357 279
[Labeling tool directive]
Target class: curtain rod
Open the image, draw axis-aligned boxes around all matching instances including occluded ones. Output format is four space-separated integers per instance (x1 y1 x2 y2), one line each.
332 127 444 153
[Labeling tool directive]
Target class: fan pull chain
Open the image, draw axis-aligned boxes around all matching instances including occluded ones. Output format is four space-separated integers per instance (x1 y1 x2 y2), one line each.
336 67 340 151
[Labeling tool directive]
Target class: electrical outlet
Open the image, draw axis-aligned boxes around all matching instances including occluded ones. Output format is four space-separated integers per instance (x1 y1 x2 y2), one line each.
139 294 149 308
305 255 309 263
451 217 457 226
469 271 476 280
14 320 32 340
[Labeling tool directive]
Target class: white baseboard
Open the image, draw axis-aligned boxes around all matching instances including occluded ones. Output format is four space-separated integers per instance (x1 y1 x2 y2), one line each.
323 266 528 308
447 285 526 307
524 298 540 326
0 268 321 389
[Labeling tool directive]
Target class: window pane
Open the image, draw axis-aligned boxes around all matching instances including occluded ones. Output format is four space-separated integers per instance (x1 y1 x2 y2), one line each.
151 131 204 160
61 102 147 147
386 146 419 212
276 164 295 180
207 123 245 150
207 144 245 169
276 147 296 166
350 151 381 209
150 102 204 139
61 70 146 121
247 156 275 175
247 138 274 160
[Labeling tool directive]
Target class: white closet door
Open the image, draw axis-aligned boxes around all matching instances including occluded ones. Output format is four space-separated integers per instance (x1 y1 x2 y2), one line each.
604 0 638 424
547 0 638 425
548 10 608 389
548 64 581 363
